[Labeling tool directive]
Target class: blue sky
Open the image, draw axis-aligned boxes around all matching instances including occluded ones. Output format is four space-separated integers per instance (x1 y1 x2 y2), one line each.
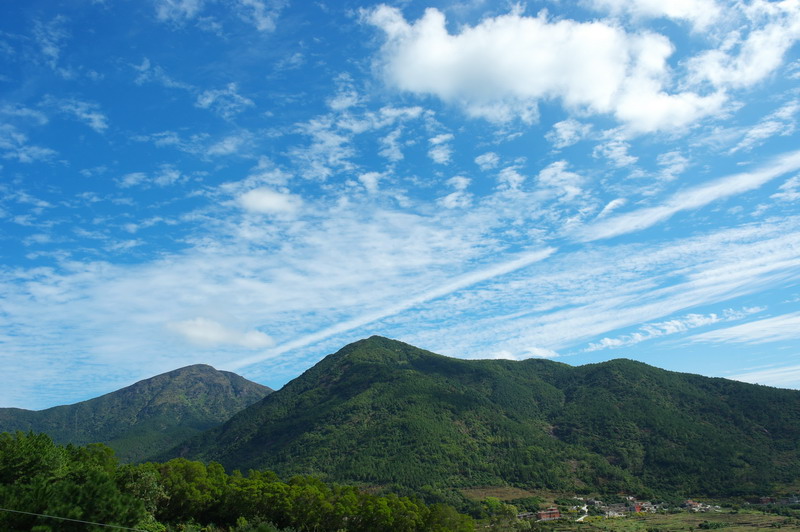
2 0 800 409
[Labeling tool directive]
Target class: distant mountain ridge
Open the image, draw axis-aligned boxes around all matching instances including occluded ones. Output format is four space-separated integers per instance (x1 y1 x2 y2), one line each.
0 364 271 462
167 336 800 498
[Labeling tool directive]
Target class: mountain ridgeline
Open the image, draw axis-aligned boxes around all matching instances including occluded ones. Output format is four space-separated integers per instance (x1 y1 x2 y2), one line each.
0 364 271 462
168 336 800 498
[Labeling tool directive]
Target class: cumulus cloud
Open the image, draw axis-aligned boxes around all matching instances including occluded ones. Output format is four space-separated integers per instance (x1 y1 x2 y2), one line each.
364 5 724 132
537 161 584 201
379 127 404 161
593 136 638 167
358 171 382 194
238 187 302 215
474 152 499 171
687 1 800 89
438 176 472 208
428 133 453 164
168 317 273 348
546 119 592 149
497 166 526 190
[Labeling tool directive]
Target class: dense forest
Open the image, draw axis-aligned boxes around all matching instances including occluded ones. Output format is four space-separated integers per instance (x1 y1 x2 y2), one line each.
171 337 800 498
0 431 475 531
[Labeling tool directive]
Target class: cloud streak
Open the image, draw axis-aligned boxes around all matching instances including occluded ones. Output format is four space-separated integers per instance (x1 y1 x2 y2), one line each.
579 149 800 241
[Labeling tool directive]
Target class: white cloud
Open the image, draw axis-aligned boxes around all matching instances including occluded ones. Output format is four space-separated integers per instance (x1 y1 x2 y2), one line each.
657 150 689 181
236 0 280 32
168 317 273 348
117 165 186 188
537 161 584 202
773 174 800 202
580 149 800 241
57 99 108 133
133 58 193 90
546 119 592 149
731 99 800 153
0 104 48 126
119 172 148 188
593 136 638 167
291 117 355 180
365 5 724 132
687 2 800 89
196 83 255 119
586 0 722 30
596 198 627 218
230 247 556 369
327 73 361 111
474 152 499 171
207 133 250 156
497 166 526 190
0 125 56 163
428 133 453 164
154 164 185 186
525 346 561 358
438 176 472 208
729 363 800 388
586 307 763 351
379 127 404 161
33 16 69 73
238 187 302 215
692 311 800 344
358 171 382 194
154 0 204 23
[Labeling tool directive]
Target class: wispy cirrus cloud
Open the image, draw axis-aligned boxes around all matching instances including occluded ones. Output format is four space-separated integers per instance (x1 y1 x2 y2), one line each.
729 362 800 388
578 149 800 242
691 311 800 345
585 307 764 351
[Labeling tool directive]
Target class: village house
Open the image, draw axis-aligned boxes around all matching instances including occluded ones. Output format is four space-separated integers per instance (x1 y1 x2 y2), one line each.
537 507 561 521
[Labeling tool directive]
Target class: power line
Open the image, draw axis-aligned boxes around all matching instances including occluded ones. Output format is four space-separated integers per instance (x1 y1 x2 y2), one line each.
0 506 146 531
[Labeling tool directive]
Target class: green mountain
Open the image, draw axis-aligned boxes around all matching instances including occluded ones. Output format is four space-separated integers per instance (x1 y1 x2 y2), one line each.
0 364 271 463
168 336 800 498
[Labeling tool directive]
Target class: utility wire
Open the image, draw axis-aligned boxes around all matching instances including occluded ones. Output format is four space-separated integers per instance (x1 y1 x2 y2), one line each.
0 506 146 531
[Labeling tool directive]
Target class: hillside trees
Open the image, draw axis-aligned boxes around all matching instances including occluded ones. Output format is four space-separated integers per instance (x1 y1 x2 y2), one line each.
0 432 475 531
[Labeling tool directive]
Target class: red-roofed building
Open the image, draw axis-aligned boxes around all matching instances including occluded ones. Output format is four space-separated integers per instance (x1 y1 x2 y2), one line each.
537 507 561 521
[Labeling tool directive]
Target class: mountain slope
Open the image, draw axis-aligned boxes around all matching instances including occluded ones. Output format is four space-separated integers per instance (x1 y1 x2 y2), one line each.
169 337 800 497
0 364 272 462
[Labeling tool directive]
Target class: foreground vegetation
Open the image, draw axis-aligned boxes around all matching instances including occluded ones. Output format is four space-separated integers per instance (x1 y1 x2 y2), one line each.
0 432 474 531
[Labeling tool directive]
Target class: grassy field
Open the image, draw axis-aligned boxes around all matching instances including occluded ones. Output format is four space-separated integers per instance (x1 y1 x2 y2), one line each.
517 510 799 531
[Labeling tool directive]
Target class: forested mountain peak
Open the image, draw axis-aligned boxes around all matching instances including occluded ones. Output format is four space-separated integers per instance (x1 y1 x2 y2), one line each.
0 364 271 463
